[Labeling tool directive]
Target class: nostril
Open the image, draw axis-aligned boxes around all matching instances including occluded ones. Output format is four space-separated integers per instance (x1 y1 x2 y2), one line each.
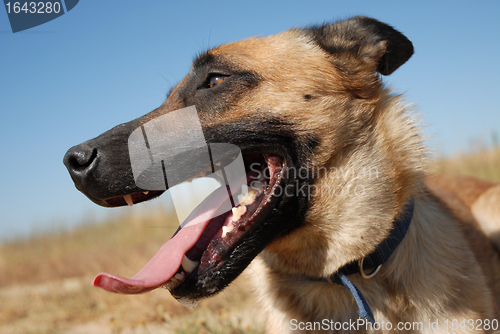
64 144 98 173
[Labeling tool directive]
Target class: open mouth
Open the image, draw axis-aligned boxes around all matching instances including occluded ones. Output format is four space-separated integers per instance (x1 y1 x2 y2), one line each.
92 152 285 296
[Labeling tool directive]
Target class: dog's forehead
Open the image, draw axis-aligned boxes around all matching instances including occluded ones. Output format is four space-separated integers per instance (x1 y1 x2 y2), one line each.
202 30 331 73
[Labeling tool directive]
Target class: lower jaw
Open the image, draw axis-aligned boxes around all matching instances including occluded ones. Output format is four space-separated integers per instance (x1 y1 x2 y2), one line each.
169 154 286 294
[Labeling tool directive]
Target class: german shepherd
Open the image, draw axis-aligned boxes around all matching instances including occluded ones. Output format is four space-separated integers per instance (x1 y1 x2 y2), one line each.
64 16 500 333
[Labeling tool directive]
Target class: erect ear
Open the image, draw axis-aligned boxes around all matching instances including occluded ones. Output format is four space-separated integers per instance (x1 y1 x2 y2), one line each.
306 16 414 75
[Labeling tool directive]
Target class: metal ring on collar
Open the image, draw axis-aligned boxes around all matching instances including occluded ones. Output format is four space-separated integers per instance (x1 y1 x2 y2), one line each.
358 258 382 279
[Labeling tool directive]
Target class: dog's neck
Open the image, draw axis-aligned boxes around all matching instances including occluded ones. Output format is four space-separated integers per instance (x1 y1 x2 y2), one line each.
301 197 415 323
332 197 414 277
254 191 493 328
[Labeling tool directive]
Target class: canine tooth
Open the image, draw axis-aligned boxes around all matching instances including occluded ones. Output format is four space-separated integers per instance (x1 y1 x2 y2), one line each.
232 205 247 222
222 225 234 238
123 194 133 207
181 256 199 274
143 191 149 195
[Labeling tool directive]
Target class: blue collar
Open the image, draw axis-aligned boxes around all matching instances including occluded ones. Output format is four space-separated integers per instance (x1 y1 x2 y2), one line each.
306 198 415 324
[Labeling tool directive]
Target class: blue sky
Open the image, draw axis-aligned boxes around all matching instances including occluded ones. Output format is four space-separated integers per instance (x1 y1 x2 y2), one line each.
1 1 499 240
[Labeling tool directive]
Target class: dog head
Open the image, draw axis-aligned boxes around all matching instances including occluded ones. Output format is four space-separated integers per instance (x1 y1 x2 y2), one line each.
64 16 420 302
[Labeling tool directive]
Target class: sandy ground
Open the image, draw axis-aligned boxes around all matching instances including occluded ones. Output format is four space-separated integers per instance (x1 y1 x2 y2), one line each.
0 273 265 334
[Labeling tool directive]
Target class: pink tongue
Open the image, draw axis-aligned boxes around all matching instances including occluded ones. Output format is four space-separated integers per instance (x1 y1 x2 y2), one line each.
92 184 233 294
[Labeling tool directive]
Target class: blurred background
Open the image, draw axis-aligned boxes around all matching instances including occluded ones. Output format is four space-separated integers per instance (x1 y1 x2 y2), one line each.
1 1 499 333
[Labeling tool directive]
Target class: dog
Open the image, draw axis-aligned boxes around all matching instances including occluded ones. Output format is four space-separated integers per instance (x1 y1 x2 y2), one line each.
64 16 500 333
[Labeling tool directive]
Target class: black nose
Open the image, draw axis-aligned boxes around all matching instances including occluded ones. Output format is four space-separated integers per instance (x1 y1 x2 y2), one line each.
63 143 98 186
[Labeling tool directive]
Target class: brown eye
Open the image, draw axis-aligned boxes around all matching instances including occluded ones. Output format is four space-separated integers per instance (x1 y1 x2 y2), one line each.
208 74 227 88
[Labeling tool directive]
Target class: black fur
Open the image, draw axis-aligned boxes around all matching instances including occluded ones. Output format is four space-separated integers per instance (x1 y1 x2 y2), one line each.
306 16 413 75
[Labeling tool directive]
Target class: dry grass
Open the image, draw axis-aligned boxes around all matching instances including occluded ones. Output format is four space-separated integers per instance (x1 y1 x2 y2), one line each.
431 147 500 182
1 148 498 333
0 207 264 334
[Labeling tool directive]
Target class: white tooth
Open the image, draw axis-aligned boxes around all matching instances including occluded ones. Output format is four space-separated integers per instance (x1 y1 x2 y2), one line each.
174 272 185 281
123 194 133 207
232 205 247 222
181 256 199 274
238 188 258 206
237 185 248 203
222 225 234 238
143 191 149 195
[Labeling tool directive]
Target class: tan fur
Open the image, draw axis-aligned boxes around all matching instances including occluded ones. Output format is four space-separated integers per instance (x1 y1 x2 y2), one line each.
426 175 500 250
167 22 500 332
247 97 500 333
65 17 500 331
472 185 500 248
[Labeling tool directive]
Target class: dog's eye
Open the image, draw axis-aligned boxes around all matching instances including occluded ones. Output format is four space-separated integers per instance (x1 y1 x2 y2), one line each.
208 74 228 88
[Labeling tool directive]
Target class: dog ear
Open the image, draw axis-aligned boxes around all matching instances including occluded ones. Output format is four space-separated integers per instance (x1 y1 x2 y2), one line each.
307 16 413 75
